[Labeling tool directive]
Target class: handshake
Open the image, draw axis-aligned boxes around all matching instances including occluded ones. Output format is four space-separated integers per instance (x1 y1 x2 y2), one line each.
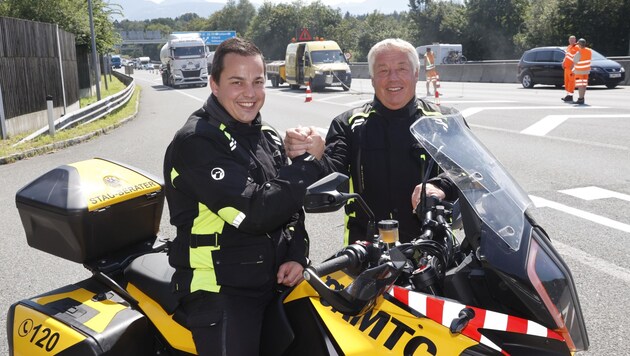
284 126 325 160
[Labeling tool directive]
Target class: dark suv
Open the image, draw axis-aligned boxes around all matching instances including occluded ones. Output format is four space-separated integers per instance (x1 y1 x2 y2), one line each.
517 46 625 89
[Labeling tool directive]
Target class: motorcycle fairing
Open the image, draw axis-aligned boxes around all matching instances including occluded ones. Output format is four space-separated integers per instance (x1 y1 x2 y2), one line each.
125 283 197 354
388 286 567 355
7 278 152 355
284 273 480 355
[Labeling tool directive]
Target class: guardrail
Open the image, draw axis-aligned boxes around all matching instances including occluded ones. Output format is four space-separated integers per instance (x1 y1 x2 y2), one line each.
15 71 135 146
349 57 630 86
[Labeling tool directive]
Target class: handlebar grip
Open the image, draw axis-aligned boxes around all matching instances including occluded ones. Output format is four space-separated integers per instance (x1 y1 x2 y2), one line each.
310 254 353 277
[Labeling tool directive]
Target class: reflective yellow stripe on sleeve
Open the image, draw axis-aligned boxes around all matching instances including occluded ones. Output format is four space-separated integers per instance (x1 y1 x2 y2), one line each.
218 207 246 228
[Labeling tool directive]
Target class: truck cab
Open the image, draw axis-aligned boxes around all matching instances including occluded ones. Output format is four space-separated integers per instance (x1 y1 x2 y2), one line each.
160 33 209 88
285 40 351 91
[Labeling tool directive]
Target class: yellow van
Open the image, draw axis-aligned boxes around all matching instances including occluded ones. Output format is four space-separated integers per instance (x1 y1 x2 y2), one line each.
284 40 351 91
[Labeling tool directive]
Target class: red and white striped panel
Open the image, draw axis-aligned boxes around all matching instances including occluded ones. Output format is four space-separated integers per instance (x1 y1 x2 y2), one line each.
389 286 564 355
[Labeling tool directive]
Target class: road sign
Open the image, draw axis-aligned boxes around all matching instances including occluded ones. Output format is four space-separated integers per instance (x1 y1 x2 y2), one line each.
174 31 236 46
298 28 312 41
200 31 236 45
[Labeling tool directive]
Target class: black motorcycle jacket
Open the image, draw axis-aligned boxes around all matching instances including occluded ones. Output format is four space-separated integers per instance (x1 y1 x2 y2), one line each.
164 94 325 298
321 96 457 244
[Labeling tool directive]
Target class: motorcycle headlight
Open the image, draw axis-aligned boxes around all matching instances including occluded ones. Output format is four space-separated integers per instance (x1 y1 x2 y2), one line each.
527 232 589 351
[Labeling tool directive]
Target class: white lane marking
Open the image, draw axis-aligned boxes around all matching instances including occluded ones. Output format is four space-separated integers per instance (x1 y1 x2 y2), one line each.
134 76 205 102
317 94 349 102
530 194 630 284
520 115 570 136
469 123 629 151
560 186 630 202
521 114 630 136
530 195 630 233
553 240 630 285
460 105 606 119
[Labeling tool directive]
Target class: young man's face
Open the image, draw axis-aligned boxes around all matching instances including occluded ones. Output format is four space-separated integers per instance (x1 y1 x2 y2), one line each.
211 53 266 124
371 48 418 110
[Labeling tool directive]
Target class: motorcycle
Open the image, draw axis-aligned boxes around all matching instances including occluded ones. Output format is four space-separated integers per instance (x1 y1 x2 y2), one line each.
6 113 588 355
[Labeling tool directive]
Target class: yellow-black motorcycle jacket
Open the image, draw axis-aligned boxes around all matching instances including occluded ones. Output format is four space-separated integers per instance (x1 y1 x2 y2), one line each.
321 96 457 244
164 94 325 298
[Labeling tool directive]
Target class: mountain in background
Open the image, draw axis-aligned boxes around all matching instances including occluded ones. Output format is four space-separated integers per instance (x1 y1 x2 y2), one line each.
112 0 412 21
112 0 224 21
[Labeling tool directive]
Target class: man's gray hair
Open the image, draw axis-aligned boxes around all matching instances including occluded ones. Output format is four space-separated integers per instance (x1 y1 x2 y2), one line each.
367 38 419 77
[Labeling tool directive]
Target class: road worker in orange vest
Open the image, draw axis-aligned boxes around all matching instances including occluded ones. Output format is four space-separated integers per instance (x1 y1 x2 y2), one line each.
572 38 592 105
561 35 579 102
424 48 439 96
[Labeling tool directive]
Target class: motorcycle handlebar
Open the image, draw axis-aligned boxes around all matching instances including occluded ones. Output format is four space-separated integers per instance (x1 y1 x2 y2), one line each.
310 254 353 277
306 243 371 279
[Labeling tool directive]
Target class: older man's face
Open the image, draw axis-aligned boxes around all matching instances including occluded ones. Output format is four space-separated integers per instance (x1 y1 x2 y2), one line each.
371 49 418 110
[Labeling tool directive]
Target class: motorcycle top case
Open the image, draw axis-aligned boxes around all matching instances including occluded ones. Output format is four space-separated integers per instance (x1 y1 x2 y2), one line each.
15 158 164 263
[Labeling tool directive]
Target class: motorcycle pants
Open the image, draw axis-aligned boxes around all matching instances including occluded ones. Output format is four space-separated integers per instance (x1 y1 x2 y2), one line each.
182 290 274 356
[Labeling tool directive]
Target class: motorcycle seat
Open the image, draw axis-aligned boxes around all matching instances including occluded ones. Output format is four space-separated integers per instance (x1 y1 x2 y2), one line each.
124 252 181 314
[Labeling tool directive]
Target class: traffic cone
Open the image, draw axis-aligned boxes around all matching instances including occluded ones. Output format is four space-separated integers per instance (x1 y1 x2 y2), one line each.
305 82 312 103
435 90 440 106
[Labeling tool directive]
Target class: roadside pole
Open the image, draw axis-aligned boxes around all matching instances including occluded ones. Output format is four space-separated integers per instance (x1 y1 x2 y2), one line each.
0 86 7 139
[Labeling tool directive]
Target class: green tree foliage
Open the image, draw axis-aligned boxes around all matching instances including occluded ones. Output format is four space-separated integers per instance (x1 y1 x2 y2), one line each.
0 0 121 53
464 0 529 60
354 12 413 61
207 0 256 36
246 2 297 59
409 0 467 47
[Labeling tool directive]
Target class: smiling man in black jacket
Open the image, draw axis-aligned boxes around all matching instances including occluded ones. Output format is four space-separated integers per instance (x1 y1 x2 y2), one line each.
163 38 325 356
285 38 456 245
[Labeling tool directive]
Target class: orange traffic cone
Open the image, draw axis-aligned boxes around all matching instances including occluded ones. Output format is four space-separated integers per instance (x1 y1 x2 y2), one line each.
305 82 313 102
435 90 440 106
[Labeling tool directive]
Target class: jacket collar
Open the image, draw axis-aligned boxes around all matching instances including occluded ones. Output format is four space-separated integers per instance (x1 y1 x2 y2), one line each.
372 96 419 119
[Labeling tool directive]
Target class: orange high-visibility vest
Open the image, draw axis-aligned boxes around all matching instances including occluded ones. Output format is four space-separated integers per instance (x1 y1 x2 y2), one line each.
424 52 435 71
573 47 592 75
563 44 578 69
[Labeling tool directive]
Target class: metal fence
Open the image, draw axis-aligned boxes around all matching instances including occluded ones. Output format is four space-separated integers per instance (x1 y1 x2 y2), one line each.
15 71 135 145
0 16 80 138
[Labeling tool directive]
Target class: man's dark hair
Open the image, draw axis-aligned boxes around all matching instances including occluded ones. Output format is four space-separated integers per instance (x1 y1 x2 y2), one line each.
211 37 265 82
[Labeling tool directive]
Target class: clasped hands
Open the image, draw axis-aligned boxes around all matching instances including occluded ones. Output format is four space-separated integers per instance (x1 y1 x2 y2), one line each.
284 126 325 160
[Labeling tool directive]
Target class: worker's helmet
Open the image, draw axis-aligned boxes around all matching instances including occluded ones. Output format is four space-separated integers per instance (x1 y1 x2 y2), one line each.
577 38 586 45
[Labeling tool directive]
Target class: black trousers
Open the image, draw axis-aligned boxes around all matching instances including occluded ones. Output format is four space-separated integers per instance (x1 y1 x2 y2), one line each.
181 290 274 356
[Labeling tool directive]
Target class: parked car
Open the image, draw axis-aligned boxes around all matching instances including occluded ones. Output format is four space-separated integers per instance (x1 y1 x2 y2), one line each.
517 46 625 89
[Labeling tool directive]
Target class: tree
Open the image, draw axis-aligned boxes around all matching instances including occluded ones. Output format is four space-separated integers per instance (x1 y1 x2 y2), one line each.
464 0 528 60
409 0 467 48
207 0 255 36
355 11 412 61
0 0 122 53
246 2 300 59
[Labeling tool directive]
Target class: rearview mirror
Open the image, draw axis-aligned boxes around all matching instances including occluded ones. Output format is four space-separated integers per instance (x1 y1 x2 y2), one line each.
304 173 349 213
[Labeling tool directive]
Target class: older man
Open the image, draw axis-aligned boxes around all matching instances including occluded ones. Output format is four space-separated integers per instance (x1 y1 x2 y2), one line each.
285 38 457 244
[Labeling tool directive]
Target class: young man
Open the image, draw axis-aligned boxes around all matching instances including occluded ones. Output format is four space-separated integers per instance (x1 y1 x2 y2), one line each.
562 35 579 102
163 38 325 355
285 39 456 244
572 38 592 105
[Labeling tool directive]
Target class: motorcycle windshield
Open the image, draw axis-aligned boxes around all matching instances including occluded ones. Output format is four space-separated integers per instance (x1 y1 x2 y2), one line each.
410 113 532 251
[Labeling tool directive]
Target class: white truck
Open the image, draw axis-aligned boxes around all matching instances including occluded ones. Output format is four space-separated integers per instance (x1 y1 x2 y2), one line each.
160 33 208 88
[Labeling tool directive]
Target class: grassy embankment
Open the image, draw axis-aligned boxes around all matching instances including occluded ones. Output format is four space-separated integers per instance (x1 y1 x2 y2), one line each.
0 75 140 161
